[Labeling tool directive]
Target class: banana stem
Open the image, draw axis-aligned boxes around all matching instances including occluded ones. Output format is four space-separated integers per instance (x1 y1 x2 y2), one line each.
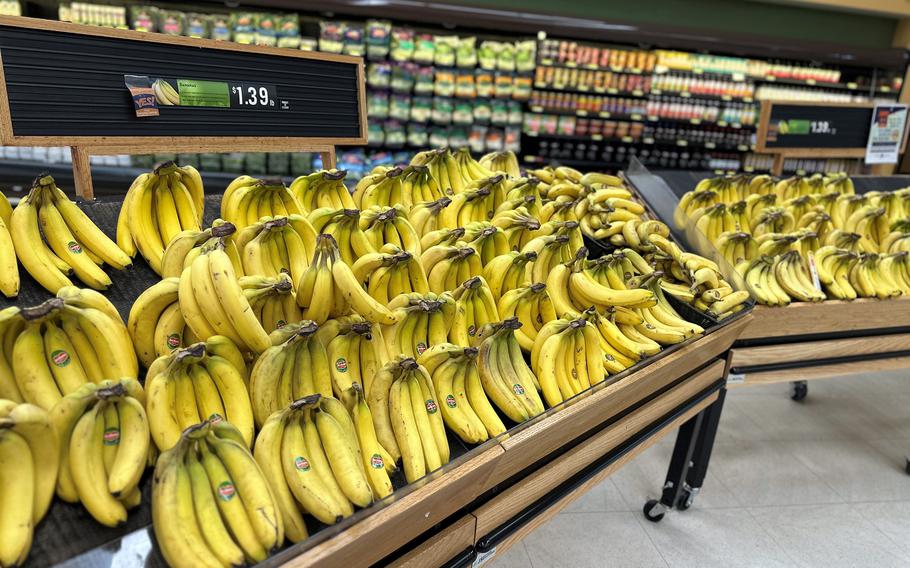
21 297 64 320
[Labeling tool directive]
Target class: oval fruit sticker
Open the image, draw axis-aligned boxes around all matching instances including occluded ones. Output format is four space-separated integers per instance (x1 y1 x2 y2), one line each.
217 481 236 501
208 413 223 424
67 241 83 254
103 428 120 446
425 399 438 414
370 453 384 469
512 383 525 395
294 456 311 472
166 334 181 349
335 358 348 373
51 349 70 367
445 394 457 408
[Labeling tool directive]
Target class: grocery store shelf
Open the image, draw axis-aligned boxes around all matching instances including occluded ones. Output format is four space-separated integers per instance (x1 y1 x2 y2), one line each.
524 132 751 152
650 89 755 104
645 115 755 130
528 106 647 122
537 60 650 75
532 82 649 98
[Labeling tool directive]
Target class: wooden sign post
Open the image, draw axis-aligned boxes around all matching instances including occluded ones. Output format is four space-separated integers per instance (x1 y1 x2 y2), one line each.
0 16 366 199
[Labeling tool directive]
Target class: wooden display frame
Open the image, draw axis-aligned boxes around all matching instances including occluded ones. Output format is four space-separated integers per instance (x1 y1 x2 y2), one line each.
754 100 909 175
0 16 368 198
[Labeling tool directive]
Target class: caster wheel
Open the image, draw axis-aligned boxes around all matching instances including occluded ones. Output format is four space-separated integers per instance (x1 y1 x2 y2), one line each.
676 491 692 511
905 458 910 475
643 499 665 523
791 382 807 402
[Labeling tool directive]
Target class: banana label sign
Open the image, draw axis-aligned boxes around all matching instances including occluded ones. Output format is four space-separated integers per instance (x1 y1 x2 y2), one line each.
217 481 236 501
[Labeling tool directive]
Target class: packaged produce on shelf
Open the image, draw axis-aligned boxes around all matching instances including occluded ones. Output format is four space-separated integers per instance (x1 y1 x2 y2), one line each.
675 174 910 306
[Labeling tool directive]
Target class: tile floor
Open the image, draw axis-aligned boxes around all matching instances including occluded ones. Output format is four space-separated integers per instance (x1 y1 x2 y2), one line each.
490 370 910 568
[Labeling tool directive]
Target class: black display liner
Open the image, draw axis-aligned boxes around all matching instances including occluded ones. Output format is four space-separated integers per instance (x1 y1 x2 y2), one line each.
0 24 360 138
652 170 910 199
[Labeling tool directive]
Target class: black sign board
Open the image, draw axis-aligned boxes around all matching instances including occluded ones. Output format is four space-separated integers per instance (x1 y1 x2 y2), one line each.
755 100 872 157
0 16 366 150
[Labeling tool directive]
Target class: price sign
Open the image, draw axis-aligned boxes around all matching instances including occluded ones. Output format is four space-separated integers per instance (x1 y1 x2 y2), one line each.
756 100 875 153
231 83 279 109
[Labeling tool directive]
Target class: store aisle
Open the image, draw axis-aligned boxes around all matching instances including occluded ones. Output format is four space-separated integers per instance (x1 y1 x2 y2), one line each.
490 370 910 568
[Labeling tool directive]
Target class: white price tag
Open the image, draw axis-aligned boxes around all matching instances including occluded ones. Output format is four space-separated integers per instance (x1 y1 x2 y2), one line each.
807 251 822 292
727 372 745 385
473 548 497 567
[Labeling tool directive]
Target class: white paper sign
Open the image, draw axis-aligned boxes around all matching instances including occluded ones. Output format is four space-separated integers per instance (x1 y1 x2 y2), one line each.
865 104 908 165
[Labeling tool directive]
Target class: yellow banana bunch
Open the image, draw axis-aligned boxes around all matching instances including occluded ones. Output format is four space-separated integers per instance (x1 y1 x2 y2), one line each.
296 234 397 326
363 248 428 305
795 209 833 243
241 273 302 334
492 206 541 251
497 282 557 352
161 219 244 278
849 253 902 299
0 192 19 298
359 205 423 255
254 391 391 542
415 148 464 195
409 196 453 237
824 174 855 195
438 182 498 229
417 343 503 442
882 252 910 294
636 273 706 341
178 239 272 353
538 195 579 226
248 321 332 427
824 229 864 252
813 246 857 300
152 419 283 568
674 189 719 229
530 316 605 408
843 205 887 252
523 233 574 284
773 176 811 200
882 219 910 253
384 293 456 359
353 166 406 209
742 256 791 306
535 219 586 252
0 308 25 403
11 176 131 293
546 248 656 317
453 147 495 184
289 169 355 214
482 250 537 302
9 291 135 410
772 250 826 302
716 231 758 267
306 208 375 266
421 226 466 250
373 356 449 483
234 216 315 285
503 177 543 215
399 164 444 207
145 343 253 451
448 277 500 346
422 243 483 294
221 176 302 230
49 379 148 526
479 150 520 178
118 162 204 274
580 308 654 370
462 222 511 266
831 194 868 229
0 400 58 567
321 317 391 408
476 318 544 421
127 277 184 368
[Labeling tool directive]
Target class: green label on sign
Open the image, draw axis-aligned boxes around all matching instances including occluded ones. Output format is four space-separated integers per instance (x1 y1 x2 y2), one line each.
177 79 230 107
777 119 810 135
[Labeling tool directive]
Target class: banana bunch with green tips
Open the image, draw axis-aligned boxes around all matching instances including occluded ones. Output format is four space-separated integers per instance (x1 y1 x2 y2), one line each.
352 166 407 210
411 148 464 195
476 318 545 421
0 400 58 567
359 204 423 255
234 215 316 283
50 380 149 525
421 242 482 294
824 173 855 195
221 176 302 231
448 277 500 347
289 169 355 214
152 419 283 568
319 316 390 409
502 177 543 215
849 253 903 299
145 343 253 451
522 233 574 285
438 181 498 229
462 222 511 267
396 164 445 207
492 206 541 251
882 219 910 253
479 150 520 178
482 250 537 302
118 162 204 275
11 175 132 292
